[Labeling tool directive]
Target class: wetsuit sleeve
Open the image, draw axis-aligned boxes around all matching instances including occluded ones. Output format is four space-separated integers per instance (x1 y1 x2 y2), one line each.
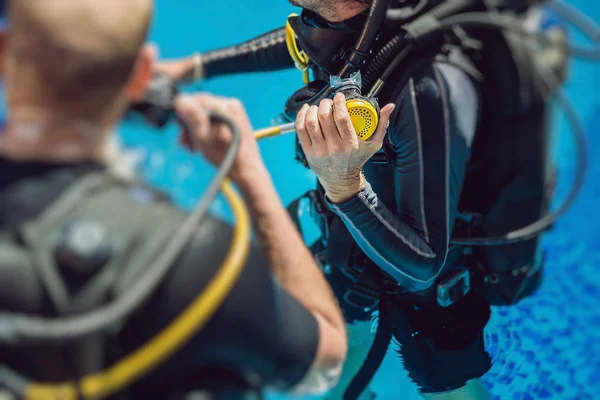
327 62 480 292
122 215 319 394
202 27 296 79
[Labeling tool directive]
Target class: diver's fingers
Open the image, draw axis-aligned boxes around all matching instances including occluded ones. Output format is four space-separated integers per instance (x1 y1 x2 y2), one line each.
187 93 234 118
366 103 396 149
295 103 312 150
305 105 326 146
174 95 211 145
332 93 357 146
318 99 342 147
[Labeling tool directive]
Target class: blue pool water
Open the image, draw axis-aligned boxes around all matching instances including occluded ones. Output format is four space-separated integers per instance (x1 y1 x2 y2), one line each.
120 1 600 399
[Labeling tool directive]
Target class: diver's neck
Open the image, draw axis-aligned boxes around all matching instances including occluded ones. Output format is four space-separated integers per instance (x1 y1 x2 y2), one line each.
0 109 113 164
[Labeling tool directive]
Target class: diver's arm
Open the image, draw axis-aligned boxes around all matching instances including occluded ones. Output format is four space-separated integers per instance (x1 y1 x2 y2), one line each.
157 27 295 83
328 63 480 292
236 167 347 394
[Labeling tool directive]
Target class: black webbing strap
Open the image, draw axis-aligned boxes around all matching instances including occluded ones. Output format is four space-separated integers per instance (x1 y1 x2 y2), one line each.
343 298 393 400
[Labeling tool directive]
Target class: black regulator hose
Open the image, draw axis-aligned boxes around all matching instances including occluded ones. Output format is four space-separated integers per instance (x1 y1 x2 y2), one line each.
362 35 410 90
338 0 391 78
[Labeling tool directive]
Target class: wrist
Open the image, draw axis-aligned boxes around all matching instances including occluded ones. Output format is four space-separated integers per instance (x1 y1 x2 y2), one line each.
235 163 274 198
179 54 203 83
322 172 365 204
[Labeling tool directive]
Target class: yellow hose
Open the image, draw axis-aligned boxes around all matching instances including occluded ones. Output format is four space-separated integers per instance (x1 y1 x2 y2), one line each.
254 123 295 140
25 180 251 400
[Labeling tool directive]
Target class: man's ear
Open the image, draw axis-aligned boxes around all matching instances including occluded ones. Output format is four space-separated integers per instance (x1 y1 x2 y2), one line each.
126 43 158 102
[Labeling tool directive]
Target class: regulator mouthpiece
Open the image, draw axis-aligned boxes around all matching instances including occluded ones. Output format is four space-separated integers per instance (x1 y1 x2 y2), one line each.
330 72 380 141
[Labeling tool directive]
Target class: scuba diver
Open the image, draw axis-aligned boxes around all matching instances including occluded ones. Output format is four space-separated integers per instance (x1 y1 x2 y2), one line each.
154 0 597 399
0 0 349 399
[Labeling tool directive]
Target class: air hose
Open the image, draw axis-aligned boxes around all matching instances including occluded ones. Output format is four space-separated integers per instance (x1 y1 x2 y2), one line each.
362 34 410 91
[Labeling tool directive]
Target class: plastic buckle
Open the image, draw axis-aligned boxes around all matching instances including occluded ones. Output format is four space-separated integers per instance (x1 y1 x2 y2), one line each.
437 269 471 308
369 151 390 164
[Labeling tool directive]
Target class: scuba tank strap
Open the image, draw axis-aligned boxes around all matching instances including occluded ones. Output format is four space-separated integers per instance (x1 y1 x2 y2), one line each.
343 296 393 400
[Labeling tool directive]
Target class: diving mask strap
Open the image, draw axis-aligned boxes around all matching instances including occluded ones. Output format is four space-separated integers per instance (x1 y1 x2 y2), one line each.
286 14 311 84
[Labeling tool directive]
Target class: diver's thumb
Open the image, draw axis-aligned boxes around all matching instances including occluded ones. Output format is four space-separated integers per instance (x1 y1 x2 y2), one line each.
370 103 396 146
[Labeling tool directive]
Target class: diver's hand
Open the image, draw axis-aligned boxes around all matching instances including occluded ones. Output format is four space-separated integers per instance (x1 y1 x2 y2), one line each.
295 93 395 203
155 55 202 84
174 93 267 183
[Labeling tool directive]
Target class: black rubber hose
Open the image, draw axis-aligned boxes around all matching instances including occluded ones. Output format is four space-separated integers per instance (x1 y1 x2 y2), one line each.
0 112 241 345
377 43 416 84
338 0 391 78
203 27 295 79
362 33 409 90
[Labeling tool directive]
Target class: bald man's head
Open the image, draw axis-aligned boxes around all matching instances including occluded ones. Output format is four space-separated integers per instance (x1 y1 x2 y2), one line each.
6 0 154 121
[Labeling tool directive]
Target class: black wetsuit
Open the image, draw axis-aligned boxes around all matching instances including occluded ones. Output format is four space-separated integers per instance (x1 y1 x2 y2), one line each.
0 159 319 398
